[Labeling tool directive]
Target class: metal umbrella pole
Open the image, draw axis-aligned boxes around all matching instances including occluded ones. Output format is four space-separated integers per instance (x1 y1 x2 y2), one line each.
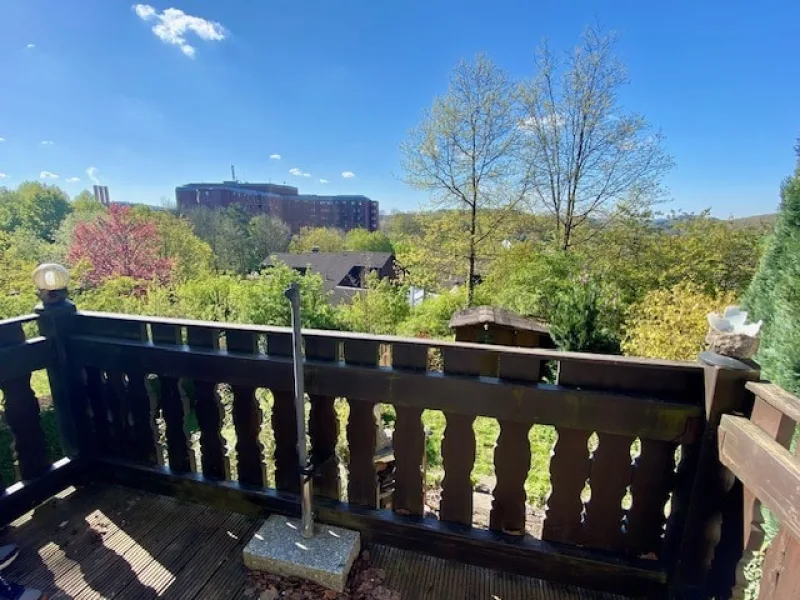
285 283 314 539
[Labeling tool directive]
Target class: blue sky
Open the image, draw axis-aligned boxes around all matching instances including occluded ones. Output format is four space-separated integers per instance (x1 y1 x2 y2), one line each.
0 0 797 217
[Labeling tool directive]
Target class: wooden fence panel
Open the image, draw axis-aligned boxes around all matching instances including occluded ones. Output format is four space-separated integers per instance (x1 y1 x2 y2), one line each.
492 353 536 535
0 321 49 481
151 323 195 474
186 326 229 480
344 339 379 508
439 347 479 527
225 329 265 487
391 342 428 516
305 335 340 501
267 332 299 494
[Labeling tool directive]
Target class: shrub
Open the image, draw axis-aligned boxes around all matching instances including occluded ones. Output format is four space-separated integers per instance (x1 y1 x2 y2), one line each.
622 282 736 361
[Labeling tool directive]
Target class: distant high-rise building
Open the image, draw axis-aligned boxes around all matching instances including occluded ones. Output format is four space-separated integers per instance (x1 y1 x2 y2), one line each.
175 181 379 232
93 185 110 206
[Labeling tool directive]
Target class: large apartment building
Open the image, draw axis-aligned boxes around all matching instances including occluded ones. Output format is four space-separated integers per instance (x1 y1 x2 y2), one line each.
175 182 379 232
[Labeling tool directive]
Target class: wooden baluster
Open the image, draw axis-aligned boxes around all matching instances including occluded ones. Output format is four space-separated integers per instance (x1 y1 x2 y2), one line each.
759 529 800 600
730 391 796 599
344 339 379 507
439 347 479 527
0 322 49 480
226 329 266 487
543 361 594 545
84 367 112 454
625 439 676 556
391 342 428 516
266 332 299 494
76 317 149 460
186 326 230 480
151 323 195 474
491 353 536 535
305 335 340 500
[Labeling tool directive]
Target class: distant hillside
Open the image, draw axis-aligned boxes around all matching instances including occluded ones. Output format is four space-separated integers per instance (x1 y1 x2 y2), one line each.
730 213 777 230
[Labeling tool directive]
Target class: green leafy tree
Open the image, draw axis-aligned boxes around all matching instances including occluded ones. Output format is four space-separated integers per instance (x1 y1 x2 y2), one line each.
131 206 214 281
344 229 394 253
623 282 736 361
231 263 339 328
483 242 580 321
184 206 254 273
0 182 72 241
339 272 409 334
289 227 346 253
743 160 800 394
249 214 291 261
401 54 530 305
521 26 673 250
549 279 620 353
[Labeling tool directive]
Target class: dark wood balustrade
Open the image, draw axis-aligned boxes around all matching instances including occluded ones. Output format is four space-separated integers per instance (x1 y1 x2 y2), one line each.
0 306 778 599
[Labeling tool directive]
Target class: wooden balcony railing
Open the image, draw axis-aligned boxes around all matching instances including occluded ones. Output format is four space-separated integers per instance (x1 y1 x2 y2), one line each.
0 303 773 598
719 382 800 599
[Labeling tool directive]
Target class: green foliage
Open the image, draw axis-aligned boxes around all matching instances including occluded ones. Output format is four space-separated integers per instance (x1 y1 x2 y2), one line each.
130 206 215 281
549 280 620 353
339 272 409 334
0 182 72 242
483 242 580 321
743 165 800 395
398 287 488 339
288 227 346 253
622 282 736 361
249 214 292 261
344 229 394 253
230 264 339 329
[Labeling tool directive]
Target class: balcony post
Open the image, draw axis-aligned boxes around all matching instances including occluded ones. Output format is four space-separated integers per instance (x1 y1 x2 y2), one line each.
671 354 760 599
32 264 83 459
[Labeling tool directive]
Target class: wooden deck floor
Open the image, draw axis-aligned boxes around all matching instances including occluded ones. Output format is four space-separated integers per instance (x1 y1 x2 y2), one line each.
2 484 628 599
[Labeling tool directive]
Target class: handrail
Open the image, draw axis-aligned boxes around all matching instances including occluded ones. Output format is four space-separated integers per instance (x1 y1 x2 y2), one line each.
76 310 704 373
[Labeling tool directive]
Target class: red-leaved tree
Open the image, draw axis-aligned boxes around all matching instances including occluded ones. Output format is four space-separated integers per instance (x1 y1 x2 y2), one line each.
68 205 173 286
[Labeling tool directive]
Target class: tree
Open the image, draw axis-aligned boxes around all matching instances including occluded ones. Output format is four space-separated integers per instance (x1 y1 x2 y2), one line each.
521 26 673 250
288 227 346 253
68 205 172 286
339 272 409 334
249 214 291 261
548 279 620 353
401 54 530 305
623 283 736 361
743 159 800 395
184 207 253 273
0 182 72 241
344 228 394 253
130 206 214 281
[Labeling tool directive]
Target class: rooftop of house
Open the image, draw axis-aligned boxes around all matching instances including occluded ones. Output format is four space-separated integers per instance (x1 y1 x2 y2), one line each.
263 251 395 292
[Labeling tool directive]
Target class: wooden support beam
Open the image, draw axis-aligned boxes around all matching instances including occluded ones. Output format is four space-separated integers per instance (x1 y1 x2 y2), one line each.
718 415 800 543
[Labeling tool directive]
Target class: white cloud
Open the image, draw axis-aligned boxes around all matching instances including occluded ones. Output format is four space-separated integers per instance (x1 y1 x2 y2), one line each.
289 168 311 177
26 44 35 49
133 4 227 59
40 140 55 145
86 166 100 185
0 138 5 142
269 154 281 160
66 177 81 183
40 171 58 179
0 173 8 180
319 179 329 184
341 171 356 179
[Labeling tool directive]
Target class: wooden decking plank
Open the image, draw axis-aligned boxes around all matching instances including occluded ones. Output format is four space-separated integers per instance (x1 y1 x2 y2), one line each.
39 493 182 598
151 511 253 600
182 526 258 600
81 504 223 600
4 487 159 592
